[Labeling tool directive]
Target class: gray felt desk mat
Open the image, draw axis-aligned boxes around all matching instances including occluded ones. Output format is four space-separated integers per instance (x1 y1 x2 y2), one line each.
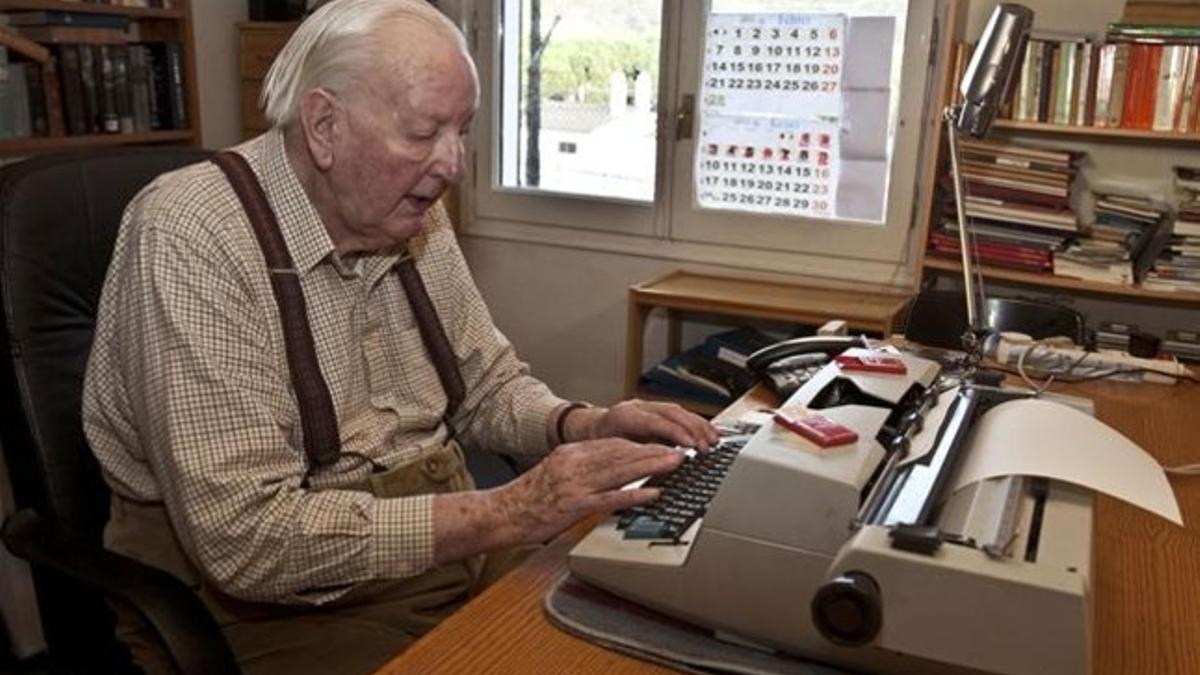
544 573 854 675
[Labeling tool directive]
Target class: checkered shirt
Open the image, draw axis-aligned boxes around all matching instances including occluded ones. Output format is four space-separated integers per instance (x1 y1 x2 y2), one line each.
82 129 564 605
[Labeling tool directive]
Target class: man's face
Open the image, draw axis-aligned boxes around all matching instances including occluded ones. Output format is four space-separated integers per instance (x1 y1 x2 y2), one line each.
329 41 478 253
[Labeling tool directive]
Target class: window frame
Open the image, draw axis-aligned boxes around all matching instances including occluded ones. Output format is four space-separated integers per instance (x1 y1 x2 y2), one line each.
461 0 954 288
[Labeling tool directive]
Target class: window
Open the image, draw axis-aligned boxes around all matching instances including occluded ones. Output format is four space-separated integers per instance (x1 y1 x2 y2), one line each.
496 0 664 202
468 1 947 286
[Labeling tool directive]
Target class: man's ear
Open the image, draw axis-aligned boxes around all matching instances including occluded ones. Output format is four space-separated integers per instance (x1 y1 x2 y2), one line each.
298 88 340 171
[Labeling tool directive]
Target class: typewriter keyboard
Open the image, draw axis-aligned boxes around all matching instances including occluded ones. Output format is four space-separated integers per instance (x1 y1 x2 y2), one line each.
616 435 749 541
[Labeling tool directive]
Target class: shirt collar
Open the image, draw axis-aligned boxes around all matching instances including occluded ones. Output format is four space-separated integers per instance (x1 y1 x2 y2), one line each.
244 129 414 284
249 129 337 277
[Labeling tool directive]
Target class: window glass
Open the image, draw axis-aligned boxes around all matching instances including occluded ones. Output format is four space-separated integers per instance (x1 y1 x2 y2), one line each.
497 0 664 202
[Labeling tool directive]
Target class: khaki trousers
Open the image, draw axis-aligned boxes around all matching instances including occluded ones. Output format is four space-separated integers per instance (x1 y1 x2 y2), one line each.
105 442 532 675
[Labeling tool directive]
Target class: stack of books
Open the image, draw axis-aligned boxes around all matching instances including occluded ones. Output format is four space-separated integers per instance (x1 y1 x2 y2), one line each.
1143 252 1200 292
0 11 188 140
1095 321 1136 352
998 23 1200 133
1143 166 1200 292
639 328 773 409
928 139 1082 273
1056 194 1168 284
1162 329 1200 362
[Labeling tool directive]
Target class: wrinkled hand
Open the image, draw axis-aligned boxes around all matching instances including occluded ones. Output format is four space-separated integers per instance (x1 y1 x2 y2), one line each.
495 438 683 545
584 399 720 449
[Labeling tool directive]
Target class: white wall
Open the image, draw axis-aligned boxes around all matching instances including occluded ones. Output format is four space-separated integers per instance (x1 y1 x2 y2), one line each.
186 1 1200 405
461 0 1200 406
192 1 248 149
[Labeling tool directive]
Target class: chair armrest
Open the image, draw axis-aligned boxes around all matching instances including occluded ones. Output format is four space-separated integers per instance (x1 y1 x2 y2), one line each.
2 508 239 675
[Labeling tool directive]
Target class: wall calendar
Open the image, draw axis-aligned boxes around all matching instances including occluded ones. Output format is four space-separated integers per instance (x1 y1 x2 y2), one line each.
696 13 847 219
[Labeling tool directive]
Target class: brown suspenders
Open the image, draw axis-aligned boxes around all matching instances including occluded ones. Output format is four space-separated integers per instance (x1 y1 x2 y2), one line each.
210 151 463 477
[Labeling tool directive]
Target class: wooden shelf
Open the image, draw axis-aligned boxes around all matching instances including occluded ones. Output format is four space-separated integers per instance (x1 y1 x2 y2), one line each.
629 270 911 329
924 256 1200 304
0 0 185 19
0 131 196 156
991 118 1200 144
624 270 912 400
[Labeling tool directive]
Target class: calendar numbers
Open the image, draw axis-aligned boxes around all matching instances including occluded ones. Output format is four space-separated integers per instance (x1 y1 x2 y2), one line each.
696 14 846 219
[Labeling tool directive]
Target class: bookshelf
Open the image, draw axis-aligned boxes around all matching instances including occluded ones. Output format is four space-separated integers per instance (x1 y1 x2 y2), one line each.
924 257 1200 304
919 39 1200 308
993 118 1200 144
0 0 201 157
0 0 185 20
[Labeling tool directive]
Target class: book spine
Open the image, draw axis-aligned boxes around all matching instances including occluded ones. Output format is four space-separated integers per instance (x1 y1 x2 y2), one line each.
1152 44 1183 131
41 56 66 137
1176 46 1197 132
78 43 99 134
1141 43 1164 129
1028 42 1045 122
1094 43 1114 127
58 45 88 136
146 43 170 130
1039 42 1057 123
165 42 187 130
95 44 119 134
1076 41 1094 126
25 61 48 136
0 51 14 139
1015 40 1035 121
1109 42 1130 127
112 44 134 134
129 45 152 133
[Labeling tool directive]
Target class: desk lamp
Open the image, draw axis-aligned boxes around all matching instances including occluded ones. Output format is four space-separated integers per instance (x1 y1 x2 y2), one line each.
944 4 1033 363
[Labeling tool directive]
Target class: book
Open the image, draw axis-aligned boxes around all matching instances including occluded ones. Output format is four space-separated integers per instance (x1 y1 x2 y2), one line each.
94 45 119 134
1108 43 1131 127
40 56 65 136
702 327 774 369
56 45 87 135
78 44 99 133
128 45 152 132
111 44 133 133
641 349 732 408
24 61 47 136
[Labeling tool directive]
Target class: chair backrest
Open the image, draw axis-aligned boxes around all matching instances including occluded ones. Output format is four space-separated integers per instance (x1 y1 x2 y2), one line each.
0 147 210 668
904 289 1086 349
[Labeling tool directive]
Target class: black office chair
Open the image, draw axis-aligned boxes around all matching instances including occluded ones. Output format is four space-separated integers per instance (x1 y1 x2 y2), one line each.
0 148 238 674
903 289 1087 350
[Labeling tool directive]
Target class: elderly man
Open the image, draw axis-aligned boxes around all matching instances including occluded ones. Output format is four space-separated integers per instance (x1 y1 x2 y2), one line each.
82 0 717 673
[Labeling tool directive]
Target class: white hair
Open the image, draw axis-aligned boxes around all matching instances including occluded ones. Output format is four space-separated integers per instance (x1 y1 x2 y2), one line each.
261 0 467 128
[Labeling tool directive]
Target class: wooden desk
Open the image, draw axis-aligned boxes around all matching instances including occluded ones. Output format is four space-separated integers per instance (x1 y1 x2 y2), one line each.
380 380 1200 674
624 270 911 409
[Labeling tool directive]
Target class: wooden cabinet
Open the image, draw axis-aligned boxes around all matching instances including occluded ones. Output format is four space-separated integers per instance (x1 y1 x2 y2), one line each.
0 0 202 157
236 21 295 140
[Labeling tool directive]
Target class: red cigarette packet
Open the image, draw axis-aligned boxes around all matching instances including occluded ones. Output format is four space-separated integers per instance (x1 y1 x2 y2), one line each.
835 353 907 375
773 412 859 448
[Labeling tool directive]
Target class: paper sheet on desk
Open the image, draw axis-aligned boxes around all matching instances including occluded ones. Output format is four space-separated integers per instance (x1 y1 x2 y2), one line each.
951 398 1183 525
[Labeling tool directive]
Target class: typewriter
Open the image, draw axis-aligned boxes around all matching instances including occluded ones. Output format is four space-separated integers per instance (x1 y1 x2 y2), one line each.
569 347 1106 675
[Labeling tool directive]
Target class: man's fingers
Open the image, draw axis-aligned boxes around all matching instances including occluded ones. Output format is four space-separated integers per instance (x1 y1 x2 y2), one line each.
649 403 720 448
581 446 683 490
626 405 709 448
568 438 674 474
587 486 663 514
